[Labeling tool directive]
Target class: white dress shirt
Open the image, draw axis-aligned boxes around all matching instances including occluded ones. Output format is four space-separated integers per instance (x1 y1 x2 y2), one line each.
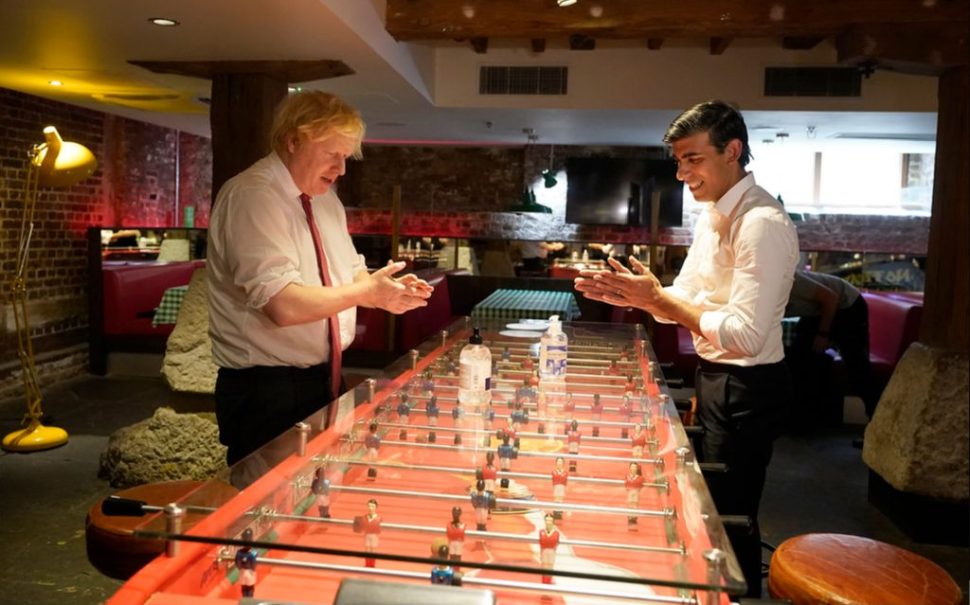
665 173 799 366
208 152 364 369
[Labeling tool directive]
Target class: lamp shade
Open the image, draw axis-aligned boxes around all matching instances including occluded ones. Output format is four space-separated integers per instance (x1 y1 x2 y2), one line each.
32 126 97 188
542 169 558 188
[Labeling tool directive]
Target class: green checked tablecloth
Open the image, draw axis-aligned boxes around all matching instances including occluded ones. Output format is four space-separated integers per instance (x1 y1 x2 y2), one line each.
471 289 581 322
152 285 189 327
781 316 799 348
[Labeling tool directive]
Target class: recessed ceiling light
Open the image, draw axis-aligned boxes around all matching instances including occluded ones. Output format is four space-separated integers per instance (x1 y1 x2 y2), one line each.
288 86 303 93
49 80 63 87
148 17 180 27
557 0 578 6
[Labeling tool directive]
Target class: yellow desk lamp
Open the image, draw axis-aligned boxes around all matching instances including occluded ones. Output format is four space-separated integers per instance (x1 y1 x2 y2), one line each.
3 126 97 452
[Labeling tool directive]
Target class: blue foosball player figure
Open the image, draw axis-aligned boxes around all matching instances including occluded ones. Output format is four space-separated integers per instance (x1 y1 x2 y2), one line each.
235 528 257 597
425 395 439 426
510 404 529 429
430 543 462 586
311 467 331 518
470 479 495 531
452 405 464 445
422 369 436 394
497 431 518 471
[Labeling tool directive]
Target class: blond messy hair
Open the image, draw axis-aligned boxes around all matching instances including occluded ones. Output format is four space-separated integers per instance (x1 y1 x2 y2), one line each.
269 90 366 159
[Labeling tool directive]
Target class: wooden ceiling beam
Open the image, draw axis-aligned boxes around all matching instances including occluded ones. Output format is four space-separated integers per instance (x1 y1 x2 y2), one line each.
709 37 732 55
782 36 825 50
128 60 353 83
470 37 489 54
385 0 967 41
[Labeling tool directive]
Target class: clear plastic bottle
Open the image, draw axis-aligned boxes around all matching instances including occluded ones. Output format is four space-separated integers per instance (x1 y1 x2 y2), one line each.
458 328 492 407
539 315 568 409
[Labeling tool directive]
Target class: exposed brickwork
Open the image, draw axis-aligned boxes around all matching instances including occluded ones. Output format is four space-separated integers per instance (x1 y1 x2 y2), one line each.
0 88 212 402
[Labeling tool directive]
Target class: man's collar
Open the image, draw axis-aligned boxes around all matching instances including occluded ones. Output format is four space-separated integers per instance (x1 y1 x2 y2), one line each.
268 151 303 202
713 172 756 217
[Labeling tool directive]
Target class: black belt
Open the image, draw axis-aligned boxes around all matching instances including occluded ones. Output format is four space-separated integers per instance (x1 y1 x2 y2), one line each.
697 357 787 377
220 362 331 379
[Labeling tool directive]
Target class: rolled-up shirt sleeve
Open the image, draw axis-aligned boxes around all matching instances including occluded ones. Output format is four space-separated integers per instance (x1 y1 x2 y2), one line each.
223 186 305 309
698 214 796 357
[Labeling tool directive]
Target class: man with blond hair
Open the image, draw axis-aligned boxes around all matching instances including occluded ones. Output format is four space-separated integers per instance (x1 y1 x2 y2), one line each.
208 91 433 465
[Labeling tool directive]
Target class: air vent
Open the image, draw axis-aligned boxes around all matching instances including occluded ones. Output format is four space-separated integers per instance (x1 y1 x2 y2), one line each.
479 66 568 95
764 67 861 97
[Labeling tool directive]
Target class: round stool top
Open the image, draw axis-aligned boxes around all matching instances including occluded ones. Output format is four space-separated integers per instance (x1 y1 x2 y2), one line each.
769 533 962 605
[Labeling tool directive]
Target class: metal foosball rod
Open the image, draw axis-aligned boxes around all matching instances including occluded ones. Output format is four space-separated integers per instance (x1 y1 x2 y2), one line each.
254 556 698 604
270 509 683 555
325 484 674 519
377 420 660 449
335 458 670 491
371 437 665 467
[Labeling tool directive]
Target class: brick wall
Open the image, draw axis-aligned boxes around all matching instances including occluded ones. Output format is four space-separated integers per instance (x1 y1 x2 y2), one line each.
0 88 212 402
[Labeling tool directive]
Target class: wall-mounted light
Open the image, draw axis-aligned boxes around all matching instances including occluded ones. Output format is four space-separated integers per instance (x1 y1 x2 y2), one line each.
542 144 558 188
148 17 180 27
48 80 62 87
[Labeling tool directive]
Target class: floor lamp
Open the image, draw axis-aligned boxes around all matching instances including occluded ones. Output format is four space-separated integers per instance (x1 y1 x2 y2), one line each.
2 126 97 452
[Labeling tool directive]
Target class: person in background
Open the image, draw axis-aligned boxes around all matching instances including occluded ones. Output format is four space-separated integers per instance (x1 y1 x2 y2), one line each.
208 91 433 466
786 270 877 418
575 100 798 597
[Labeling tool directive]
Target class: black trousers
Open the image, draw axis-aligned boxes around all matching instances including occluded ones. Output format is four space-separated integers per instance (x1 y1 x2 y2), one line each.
695 358 792 598
215 363 339 466
794 296 877 417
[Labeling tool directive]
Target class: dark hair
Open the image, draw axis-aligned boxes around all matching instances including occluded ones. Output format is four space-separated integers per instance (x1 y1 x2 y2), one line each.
663 100 752 168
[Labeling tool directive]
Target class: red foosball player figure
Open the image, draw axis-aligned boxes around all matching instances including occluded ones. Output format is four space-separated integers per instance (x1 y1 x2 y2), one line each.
608 359 621 375
551 456 568 519
522 355 535 371
355 498 381 567
446 506 466 564
538 513 561 584
235 528 257 597
562 392 575 416
529 369 540 388
625 462 645 529
311 467 331 518
481 451 498 493
630 422 648 459
565 420 580 472
470 479 494 531
590 394 603 437
624 374 637 394
619 395 634 439
365 422 381 479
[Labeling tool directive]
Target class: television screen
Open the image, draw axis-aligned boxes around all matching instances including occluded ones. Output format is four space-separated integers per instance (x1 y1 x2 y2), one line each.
565 158 683 227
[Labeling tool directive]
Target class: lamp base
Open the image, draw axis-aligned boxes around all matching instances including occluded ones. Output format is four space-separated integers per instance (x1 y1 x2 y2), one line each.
2 420 69 452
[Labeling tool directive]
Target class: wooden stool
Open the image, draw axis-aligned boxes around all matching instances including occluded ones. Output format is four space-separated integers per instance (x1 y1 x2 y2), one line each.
768 533 962 605
86 479 238 580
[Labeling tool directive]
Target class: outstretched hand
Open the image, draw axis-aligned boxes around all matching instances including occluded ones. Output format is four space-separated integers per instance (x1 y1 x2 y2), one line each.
366 260 434 314
573 255 666 313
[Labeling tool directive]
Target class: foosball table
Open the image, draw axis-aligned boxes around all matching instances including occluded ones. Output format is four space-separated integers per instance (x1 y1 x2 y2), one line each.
105 320 745 605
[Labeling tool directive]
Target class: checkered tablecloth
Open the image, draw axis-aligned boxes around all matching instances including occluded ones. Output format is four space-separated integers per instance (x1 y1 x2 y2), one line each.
781 316 800 348
152 285 189 327
470 289 581 322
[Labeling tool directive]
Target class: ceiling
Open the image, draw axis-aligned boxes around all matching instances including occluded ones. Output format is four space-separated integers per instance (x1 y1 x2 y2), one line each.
1 0 962 146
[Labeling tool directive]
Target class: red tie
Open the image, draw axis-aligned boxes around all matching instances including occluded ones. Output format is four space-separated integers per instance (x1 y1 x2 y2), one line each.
299 193 342 400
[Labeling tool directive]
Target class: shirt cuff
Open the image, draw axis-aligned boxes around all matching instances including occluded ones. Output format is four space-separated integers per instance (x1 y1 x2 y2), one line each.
699 310 728 351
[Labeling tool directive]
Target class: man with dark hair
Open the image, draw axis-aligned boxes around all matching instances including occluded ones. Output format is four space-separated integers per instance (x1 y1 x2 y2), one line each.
575 100 798 597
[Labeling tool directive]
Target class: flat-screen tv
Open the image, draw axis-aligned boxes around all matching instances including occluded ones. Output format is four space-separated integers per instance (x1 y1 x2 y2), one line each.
565 157 683 227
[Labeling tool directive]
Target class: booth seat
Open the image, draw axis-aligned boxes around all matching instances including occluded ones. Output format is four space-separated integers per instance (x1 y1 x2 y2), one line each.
349 269 469 357
861 291 923 387
102 260 206 337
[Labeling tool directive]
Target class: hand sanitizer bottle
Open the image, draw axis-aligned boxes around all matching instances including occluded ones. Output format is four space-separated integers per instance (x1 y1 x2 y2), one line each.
458 328 492 407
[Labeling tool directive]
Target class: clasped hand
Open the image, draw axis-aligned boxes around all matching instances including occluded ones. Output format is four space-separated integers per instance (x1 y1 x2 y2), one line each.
574 256 665 313
367 261 434 314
